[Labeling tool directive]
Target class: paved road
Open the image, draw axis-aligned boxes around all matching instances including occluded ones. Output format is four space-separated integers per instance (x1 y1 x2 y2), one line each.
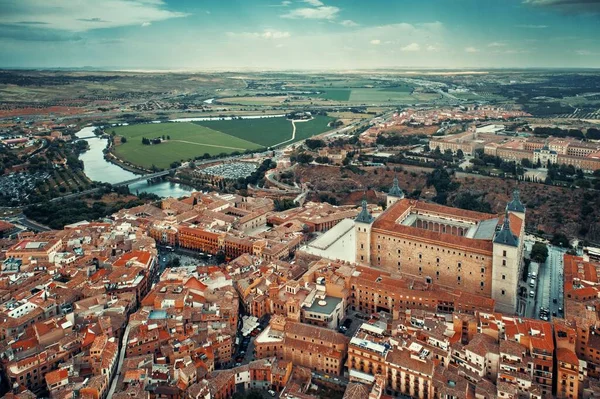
8 214 52 232
107 322 131 399
525 239 566 321
548 246 566 318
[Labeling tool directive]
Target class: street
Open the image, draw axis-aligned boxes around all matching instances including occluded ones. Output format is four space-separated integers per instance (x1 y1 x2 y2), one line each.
524 239 565 321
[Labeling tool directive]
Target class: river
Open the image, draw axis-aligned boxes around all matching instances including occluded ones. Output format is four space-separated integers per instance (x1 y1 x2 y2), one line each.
75 126 195 198
74 114 285 198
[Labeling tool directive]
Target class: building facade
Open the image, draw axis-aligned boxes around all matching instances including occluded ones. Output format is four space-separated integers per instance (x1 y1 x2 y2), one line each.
355 184 526 314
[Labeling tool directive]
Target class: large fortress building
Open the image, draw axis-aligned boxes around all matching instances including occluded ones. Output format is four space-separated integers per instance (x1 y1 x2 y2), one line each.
355 180 526 314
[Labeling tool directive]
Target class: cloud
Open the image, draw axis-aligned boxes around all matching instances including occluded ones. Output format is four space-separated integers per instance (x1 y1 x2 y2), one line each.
465 46 479 52
16 21 50 25
370 39 381 45
576 49 593 55
282 6 340 19
417 21 444 30
340 19 358 27
281 1 292 5
227 29 291 40
488 41 506 47
0 24 83 41
401 42 420 51
141 22 151 27
426 45 437 51
523 0 600 14
0 0 189 32
303 0 324 5
516 24 548 28
77 17 109 23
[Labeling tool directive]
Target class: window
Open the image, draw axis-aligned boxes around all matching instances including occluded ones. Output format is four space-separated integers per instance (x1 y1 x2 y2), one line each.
361 244 364 249
480 282 484 287
457 276 461 282
503 250 507 257
501 289 505 295
457 262 462 268
481 267 485 273
502 259 506 266
502 274 506 280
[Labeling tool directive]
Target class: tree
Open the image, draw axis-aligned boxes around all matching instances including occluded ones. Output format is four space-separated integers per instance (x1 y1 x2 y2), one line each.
521 158 532 168
121 137 127 143
167 135 171 140
550 232 571 248
296 153 314 164
304 139 326 150
456 149 464 159
587 127 600 140
215 251 226 264
530 242 549 263
452 192 492 213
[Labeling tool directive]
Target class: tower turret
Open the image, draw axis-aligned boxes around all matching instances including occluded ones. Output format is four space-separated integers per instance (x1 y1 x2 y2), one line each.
387 175 405 207
506 189 525 219
492 210 521 314
355 199 374 264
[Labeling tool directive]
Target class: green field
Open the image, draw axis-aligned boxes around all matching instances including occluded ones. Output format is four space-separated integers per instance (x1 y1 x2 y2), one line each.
294 115 336 141
193 117 293 147
315 89 352 101
112 122 261 169
349 88 416 103
113 116 336 169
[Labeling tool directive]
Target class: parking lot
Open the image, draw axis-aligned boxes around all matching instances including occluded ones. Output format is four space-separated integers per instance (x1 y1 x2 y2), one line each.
199 162 258 180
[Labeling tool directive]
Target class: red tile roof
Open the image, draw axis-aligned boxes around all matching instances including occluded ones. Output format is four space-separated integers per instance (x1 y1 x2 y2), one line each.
372 199 495 254
113 250 153 268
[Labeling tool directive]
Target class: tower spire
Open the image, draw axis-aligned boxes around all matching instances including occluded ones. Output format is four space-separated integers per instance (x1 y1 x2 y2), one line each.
388 174 405 199
507 188 525 213
494 210 518 246
355 197 374 224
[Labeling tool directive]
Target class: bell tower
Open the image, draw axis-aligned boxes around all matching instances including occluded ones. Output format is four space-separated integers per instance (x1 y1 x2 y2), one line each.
386 175 405 208
355 199 374 264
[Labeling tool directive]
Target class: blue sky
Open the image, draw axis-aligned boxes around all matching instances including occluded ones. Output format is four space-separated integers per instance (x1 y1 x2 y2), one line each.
0 0 599 69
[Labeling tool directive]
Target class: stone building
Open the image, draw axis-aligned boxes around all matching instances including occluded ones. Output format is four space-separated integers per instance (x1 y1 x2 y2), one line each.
355 182 526 315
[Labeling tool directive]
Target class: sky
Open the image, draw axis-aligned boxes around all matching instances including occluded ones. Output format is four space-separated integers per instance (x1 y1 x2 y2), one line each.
0 0 599 70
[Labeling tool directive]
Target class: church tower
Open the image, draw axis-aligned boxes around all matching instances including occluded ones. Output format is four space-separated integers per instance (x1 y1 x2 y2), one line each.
492 210 521 314
386 175 405 208
355 199 374 265
506 189 526 220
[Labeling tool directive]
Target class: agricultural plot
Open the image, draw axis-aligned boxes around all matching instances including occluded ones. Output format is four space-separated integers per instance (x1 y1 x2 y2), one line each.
112 122 261 169
349 88 416 103
314 88 352 101
194 117 293 148
112 116 336 169
294 115 336 142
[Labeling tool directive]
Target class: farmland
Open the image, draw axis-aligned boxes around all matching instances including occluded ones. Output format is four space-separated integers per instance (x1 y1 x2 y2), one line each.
193 117 293 148
194 115 335 147
112 122 261 169
293 115 336 141
312 88 352 101
112 115 335 169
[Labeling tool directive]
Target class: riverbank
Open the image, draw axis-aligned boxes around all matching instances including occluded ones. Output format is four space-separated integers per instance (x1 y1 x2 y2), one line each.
75 126 196 198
